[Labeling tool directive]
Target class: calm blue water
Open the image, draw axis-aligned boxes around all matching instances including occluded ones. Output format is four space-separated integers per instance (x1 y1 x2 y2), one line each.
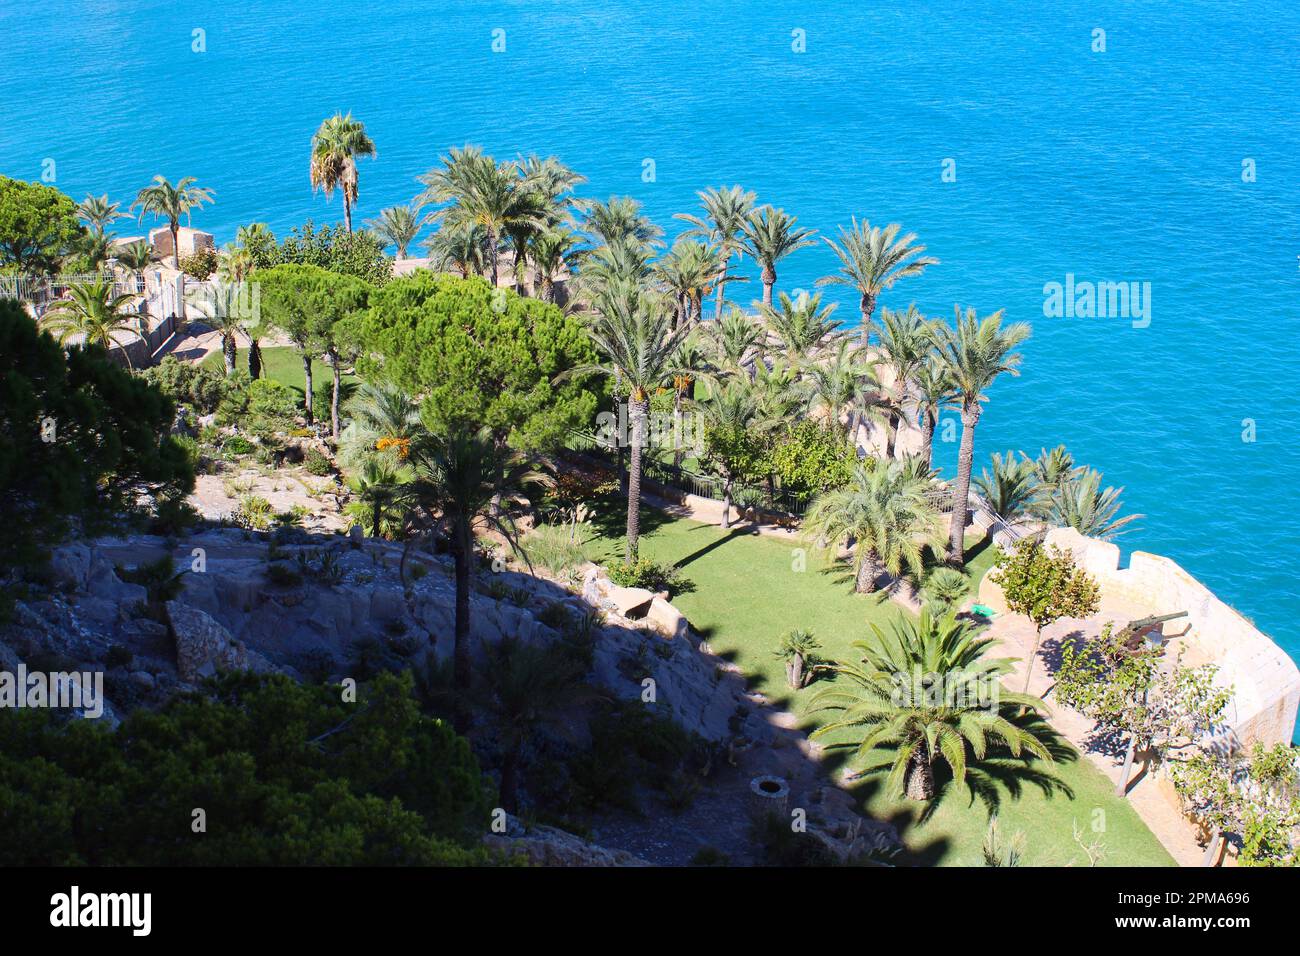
5 2 1300 731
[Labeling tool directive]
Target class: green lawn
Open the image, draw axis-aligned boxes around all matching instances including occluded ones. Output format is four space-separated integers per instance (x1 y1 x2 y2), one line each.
586 507 1174 867
202 346 356 395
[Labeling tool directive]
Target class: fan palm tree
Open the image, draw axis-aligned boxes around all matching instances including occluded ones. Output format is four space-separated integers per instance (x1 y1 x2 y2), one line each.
419 146 546 286
803 459 943 594
913 357 958 470
760 290 843 365
974 451 1041 524
528 226 583 304
818 219 938 346
131 176 214 266
366 203 422 257
674 185 756 319
77 194 128 236
795 337 878 438
1045 468 1142 540
404 427 540 694
875 304 934 457
344 380 423 457
583 195 664 249
933 307 1030 564
565 288 690 561
741 206 817 308
347 458 412 539
309 112 376 233
424 222 487 278
40 280 139 366
808 612 1052 800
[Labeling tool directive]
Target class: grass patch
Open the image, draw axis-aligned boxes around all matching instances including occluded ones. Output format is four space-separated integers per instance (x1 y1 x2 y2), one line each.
587 505 1173 867
202 347 356 396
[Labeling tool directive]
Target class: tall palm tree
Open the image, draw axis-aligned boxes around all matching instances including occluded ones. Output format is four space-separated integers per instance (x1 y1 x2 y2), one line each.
818 219 938 346
418 146 545 286
796 337 878 438
529 227 583 304
131 176 215 266
803 459 942 594
583 196 664 250
760 290 843 364
1046 468 1142 540
405 427 539 694
655 239 727 328
509 154 585 293
39 280 139 366
566 288 690 561
974 451 1041 524
875 304 934 457
808 612 1053 800
741 206 816 308
933 307 1030 564
913 356 958 471
309 112 376 233
674 185 756 319
191 282 250 376
77 194 128 236
366 204 422 257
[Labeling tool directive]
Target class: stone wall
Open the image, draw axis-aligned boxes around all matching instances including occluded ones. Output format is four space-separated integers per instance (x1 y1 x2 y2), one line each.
1025 528 1300 746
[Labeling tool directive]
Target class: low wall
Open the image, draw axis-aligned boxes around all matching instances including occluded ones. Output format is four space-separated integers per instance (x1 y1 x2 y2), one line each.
1033 528 1300 746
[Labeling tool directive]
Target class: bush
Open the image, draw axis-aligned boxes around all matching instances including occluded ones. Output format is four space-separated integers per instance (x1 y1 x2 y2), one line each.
217 377 300 435
607 558 685 594
138 357 231 415
179 247 219 280
523 523 593 576
304 446 333 476
222 435 255 458
234 494 274 530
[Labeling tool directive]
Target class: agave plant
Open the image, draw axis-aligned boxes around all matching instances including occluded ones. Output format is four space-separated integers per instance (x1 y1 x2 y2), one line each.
808 612 1053 800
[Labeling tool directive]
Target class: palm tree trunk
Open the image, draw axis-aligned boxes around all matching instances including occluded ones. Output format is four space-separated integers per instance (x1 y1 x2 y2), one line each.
761 263 775 308
301 351 314 425
859 291 876 347
372 500 382 539
904 746 935 800
721 479 733 530
1115 734 1138 797
715 260 728 319
672 389 684 468
222 333 236 377
855 547 882 593
625 397 648 562
1023 624 1044 694
248 338 262 380
453 533 472 692
500 746 521 813
329 349 342 441
885 410 899 458
170 223 181 267
920 407 935 469
947 403 979 562
343 195 353 233
487 228 500 287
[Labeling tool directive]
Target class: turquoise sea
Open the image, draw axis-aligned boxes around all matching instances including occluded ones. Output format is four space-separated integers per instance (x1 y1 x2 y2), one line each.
4 1 1299 732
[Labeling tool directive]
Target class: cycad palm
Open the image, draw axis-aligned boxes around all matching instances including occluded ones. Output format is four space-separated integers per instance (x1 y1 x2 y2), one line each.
132 175 214 265
809 612 1052 800
40 280 139 366
818 219 938 346
309 112 376 233
933 306 1031 563
804 459 942 594
567 288 690 561
674 185 756 319
366 203 422 257
741 205 817 308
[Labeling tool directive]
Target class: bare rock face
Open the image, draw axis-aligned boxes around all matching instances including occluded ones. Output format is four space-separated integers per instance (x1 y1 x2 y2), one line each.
484 815 653 866
165 601 251 681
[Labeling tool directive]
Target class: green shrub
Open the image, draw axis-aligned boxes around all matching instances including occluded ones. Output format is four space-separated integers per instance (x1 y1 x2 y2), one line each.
607 558 684 594
523 523 593 577
138 357 230 414
303 447 333 476
264 562 303 588
179 247 219 280
234 494 274 530
222 435 255 457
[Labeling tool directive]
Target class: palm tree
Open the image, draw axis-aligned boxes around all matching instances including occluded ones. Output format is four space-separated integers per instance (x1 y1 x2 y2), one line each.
974 450 1041 524
1045 468 1142 540
418 146 545 286
114 238 153 307
309 112 376 233
695 379 780 528
366 204 422 257
912 357 958 470
795 337 878 438
566 288 690 561
933 307 1030 564
191 282 250 377
675 185 756 319
1024 444 1082 497
760 290 843 364
131 176 214 266
704 307 764 375
77 194 128 236
405 427 539 694
474 636 601 812
803 459 942 594
528 227 583 304
76 231 113 271
875 305 934 457
583 196 664 249
656 239 727 328
343 380 422 459
40 280 139 366
741 206 816 308
424 222 487 278
808 612 1053 800
818 219 938 346
348 458 412 539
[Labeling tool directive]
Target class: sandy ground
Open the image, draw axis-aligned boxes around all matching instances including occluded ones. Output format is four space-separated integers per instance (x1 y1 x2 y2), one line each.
190 463 351 533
